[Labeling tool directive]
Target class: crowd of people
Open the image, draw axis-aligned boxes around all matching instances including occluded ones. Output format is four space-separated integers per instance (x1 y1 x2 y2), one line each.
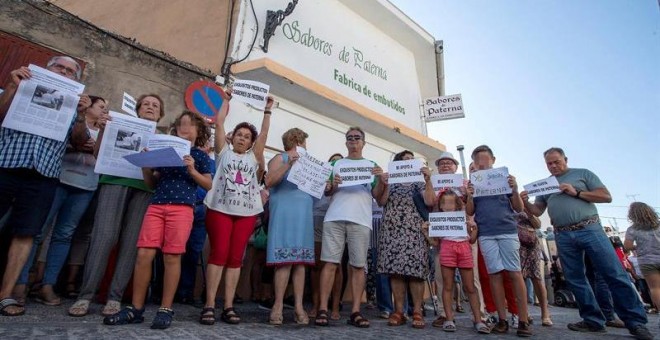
0 55 658 340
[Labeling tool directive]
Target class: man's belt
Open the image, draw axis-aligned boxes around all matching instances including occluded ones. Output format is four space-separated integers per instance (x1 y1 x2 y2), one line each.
555 215 600 232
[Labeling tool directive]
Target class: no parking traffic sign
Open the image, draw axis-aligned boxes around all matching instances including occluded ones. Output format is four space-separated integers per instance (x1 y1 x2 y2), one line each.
184 80 228 121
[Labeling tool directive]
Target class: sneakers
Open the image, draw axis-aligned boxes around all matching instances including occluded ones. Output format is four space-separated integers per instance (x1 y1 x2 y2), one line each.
606 318 626 328
629 325 654 340
510 314 519 328
567 321 607 333
258 299 274 311
492 319 509 333
517 321 533 337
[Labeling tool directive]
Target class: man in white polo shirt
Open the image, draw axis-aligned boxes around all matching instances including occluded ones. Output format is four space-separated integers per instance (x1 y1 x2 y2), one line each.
315 126 386 328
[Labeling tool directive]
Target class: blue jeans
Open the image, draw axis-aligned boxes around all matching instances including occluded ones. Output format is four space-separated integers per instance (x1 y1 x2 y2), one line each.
585 258 616 321
555 222 647 330
177 204 207 298
526 277 535 304
18 184 95 285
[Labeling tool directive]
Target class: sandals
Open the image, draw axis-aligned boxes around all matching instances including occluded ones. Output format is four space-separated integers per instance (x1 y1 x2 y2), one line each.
442 320 457 332
269 312 283 326
0 298 25 316
151 307 174 330
411 311 425 329
199 307 216 325
103 306 144 325
35 287 62 306
315 310 329 326
102 300 121 316
347 312 370 328
474 321 491 334
294 311 309 325
542 317 554 327
220 307 241 324
68 299 90 317
432 315 447 328
387 311 406 326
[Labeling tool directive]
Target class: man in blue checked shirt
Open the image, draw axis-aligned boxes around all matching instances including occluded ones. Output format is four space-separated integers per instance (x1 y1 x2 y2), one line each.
0 56 92 317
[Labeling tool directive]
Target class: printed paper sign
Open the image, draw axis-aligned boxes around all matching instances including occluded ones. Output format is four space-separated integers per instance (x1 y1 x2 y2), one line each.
2 64 85 141
287 150 333 199
429 211 467 238
524 176 561 196
94 111 157 179
423 94 464 122
431 173 464 195
146 134 191 159
122 92 137 117
387 159 424 184
232 79 270 110
336 159 374 187
470 167 512 197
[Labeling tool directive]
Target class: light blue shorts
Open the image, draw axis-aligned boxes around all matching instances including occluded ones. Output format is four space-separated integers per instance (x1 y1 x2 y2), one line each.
478 234 521 274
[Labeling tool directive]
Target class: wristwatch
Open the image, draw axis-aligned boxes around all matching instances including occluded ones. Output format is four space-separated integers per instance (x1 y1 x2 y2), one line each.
575 190 582 199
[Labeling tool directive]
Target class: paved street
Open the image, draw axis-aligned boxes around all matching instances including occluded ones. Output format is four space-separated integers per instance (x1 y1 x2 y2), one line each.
1 298 658 339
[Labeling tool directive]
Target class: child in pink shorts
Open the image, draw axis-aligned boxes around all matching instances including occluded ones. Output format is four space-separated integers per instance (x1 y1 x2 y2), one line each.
104 111 213 329
435 190 489 334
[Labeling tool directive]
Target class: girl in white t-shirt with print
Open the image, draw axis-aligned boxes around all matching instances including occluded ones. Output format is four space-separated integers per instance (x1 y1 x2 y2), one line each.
201 90 273 326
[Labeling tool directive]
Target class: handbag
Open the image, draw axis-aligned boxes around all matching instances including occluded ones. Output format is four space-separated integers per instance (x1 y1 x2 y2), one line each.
518 225 537 248
253 226 268 250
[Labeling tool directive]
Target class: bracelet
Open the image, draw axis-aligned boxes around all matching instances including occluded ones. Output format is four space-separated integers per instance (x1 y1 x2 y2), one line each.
264 110 272 115
576 190 582 199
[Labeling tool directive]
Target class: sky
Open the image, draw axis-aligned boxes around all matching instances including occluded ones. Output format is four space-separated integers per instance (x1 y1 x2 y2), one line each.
390 0 660 233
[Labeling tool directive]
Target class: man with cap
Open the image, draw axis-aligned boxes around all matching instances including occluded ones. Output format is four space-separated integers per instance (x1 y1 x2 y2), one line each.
431 152 486 327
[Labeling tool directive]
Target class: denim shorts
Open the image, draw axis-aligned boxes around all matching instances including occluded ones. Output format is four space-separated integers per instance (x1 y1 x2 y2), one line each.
478 234 521 274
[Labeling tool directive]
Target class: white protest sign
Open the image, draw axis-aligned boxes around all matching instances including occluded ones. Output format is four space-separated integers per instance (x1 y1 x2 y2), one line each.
121 92 137 117
232 79 270 110
428 211 468 238
523 176 561 196
431 173 464 195
470 167 512 197
287 151 333 199
387 159 424 184
423 94 464 122
2 64 84 141
336 159 374 188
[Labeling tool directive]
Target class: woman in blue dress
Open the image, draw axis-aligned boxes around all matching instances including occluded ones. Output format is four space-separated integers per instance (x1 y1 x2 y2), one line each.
265 128 315 325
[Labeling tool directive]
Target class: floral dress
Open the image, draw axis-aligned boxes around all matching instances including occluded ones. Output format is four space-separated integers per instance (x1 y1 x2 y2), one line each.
376 183 429 279
516 212 542 280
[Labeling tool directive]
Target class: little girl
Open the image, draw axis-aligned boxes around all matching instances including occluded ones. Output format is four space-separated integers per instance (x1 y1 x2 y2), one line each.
104 110 213 330
434 190 490 334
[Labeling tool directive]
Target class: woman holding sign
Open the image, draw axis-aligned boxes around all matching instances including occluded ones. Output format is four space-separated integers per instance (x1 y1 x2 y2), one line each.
376 150 435 328
202 90 272 325
263 128 314 325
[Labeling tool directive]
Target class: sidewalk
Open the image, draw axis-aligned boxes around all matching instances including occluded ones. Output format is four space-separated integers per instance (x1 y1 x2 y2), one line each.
0 298 657 339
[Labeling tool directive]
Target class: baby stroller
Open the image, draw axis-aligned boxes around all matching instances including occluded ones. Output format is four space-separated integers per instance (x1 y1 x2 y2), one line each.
550 255 576 308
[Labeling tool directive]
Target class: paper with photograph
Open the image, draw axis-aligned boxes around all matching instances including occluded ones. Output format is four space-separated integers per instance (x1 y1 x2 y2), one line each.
94 111 157 179
2 64 85 141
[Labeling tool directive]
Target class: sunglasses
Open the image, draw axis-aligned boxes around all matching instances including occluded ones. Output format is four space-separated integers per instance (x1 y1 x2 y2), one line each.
346 135 362 141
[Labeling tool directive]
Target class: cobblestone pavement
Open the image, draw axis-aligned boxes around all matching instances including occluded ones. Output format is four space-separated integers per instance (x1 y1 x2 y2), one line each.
0 298 658 339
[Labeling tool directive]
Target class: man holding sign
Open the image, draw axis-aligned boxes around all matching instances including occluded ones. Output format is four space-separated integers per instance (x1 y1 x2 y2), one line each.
466 145 531 336
521 147 651 339
315 127 386 328
0 56 92 317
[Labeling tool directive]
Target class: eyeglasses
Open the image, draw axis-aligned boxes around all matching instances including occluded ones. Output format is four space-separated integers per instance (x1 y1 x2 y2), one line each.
50 63 78 77
346 135 362 141
437 161 456 166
